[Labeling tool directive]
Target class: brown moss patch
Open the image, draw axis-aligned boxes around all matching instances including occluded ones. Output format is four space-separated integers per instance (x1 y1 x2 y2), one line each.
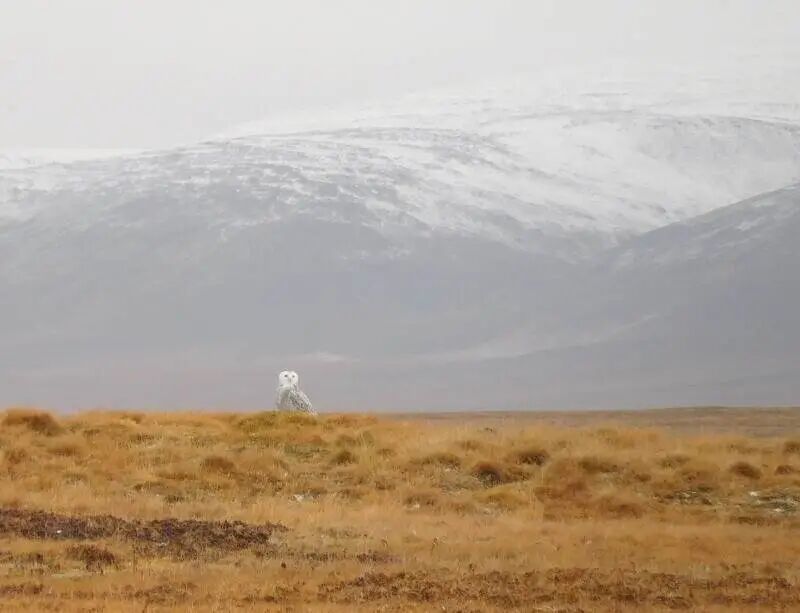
470 461 523 486
331 449 358 465
578 455 620 475
66 544 119 571
729 461 762 480
596 494 646 519
200 455 237 475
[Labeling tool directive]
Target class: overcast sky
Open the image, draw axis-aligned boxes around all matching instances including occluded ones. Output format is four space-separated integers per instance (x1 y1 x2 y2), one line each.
1 0 798 149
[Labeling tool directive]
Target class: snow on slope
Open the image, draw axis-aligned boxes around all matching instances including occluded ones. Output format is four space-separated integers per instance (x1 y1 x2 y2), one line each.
3 66 799 253
0 148 138 170
610 182 800 267
216 60 800 231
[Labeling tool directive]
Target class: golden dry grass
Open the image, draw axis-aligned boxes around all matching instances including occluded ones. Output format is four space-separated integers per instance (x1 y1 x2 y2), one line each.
0 406 799 611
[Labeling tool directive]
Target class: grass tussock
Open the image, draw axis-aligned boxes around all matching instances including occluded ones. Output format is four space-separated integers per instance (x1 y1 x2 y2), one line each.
2 409 63 436
410 451 463 469
66 544 118 570
578 455 620 475
200 455 237 475
404 488 441 508
784 439 800 455
675 459 721 491
477 485 529 511
455 438 485 452
330 449 358 465
2 446 29 463
595 493 647 519
658 452 693 469
46 436 88 458
507 445 550 466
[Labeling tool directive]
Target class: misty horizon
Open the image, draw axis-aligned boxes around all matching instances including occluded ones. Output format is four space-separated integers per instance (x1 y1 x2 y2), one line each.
2 1 800 411
3 1 800 150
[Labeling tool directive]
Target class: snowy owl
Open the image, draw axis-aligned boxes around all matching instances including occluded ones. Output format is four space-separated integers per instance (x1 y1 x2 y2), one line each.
276 370 316 415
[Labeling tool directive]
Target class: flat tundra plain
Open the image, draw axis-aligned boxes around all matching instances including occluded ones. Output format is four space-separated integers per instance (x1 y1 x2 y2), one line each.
1 406 799 611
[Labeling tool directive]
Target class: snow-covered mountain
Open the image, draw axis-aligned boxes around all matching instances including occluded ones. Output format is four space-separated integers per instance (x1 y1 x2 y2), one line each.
4 68 800 245
1 70 799 410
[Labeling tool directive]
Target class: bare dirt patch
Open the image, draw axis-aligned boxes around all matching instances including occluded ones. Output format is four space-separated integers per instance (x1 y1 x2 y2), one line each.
319 568 800 610
0 508 286 557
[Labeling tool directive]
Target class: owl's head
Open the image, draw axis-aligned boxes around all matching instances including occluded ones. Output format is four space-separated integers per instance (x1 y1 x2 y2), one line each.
278 370 299 387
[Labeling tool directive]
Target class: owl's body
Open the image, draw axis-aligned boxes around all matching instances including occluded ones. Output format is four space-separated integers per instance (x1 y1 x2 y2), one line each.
276 385 315 414
276 371 316 415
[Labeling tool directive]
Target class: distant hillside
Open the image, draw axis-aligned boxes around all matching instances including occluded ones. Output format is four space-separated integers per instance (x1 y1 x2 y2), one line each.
1 71 799 409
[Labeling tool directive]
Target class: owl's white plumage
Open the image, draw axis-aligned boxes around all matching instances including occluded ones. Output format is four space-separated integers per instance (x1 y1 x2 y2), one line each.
276 370 316 415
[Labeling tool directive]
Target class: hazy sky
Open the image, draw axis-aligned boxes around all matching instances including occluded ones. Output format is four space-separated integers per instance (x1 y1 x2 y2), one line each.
1 0 798 149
